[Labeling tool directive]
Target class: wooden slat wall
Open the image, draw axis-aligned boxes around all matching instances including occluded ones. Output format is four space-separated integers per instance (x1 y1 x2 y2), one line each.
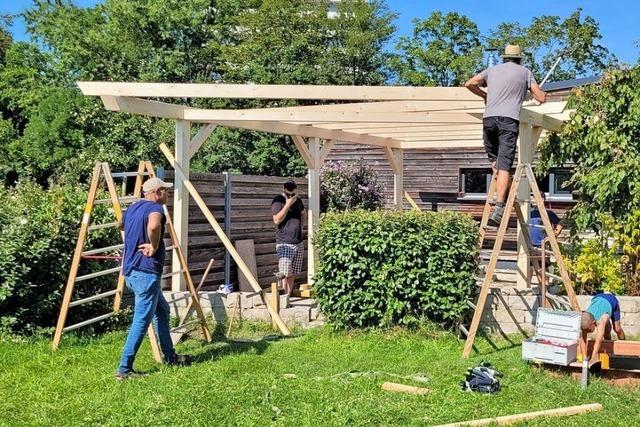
326 143 574 254
161 172 308 290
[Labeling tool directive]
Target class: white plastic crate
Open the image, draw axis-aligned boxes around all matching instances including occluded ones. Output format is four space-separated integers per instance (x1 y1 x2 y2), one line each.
522 308 581 366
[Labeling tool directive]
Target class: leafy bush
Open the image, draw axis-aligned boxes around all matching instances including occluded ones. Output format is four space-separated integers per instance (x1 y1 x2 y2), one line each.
320 160 384 212
313 210 478 329
0 179 119 334
568 239 625 295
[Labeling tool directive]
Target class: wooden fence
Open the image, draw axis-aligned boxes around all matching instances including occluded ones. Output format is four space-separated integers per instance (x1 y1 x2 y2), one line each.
161 171 308 290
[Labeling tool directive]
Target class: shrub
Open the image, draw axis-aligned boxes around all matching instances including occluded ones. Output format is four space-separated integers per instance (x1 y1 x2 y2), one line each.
313 210 478 329
0 179 119 334
568 239 625 295
320 160 384 212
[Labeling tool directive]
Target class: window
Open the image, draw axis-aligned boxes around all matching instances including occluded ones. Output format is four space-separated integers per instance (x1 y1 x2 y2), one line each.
459 168 492 198
458 167 574 201
549 169 573 199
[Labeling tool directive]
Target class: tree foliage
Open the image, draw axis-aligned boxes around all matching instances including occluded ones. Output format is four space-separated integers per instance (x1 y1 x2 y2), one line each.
391 11 482 86
486 8 616 81
0 0 396 182
539 66 640 295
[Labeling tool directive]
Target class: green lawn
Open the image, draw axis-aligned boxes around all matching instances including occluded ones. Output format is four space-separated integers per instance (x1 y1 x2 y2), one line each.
1 324 637 426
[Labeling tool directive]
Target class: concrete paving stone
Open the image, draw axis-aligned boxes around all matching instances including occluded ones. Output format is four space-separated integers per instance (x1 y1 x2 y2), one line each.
280 307 311 323
507 295 539 311
241 308 272 322
482 308 526 324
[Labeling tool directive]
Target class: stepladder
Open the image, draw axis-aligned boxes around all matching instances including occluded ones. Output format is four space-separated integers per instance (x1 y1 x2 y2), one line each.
51 161 212 360
461 163 580 358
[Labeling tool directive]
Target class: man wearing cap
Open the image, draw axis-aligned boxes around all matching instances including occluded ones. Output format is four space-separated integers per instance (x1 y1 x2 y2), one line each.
116 177 190 380
272 180 306 307
465 45 547 226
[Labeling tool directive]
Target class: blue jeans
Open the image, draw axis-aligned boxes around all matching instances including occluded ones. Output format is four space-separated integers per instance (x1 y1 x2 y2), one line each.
117 269 176 374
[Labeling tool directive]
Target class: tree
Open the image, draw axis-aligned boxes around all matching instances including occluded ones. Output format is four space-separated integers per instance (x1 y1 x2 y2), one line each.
391 11 483 86
193 0 396 176
538 66 640 272
486 8 616 81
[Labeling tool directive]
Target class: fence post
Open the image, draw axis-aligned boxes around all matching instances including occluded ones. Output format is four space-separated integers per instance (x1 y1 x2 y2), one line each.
224 172 232 288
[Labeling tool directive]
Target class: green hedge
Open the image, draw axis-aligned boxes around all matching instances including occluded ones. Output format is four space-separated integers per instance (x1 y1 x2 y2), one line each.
0 180 119 335
314 210 478 329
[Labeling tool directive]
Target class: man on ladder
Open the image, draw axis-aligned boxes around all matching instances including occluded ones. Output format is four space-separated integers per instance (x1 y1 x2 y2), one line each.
116 177 191 380
465 44 547 226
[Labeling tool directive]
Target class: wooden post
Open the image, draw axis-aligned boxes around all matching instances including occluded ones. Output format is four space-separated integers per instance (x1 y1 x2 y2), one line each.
384 147 404 211
307 137 320 286
173 120 190 291
393 149 404 210
516 123 533 289
271 282 280 331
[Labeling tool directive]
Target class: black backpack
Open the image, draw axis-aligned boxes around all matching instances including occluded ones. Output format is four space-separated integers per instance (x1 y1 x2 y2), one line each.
459 362 503 393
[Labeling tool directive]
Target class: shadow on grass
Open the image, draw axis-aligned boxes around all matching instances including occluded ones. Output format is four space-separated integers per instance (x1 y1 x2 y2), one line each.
186 321 302 365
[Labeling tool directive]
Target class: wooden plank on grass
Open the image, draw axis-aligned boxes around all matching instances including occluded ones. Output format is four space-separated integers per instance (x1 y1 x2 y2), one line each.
433 403 603 427
381 382 429 395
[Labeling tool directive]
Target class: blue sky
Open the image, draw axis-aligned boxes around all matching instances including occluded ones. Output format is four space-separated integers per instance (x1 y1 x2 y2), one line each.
3 0 639 64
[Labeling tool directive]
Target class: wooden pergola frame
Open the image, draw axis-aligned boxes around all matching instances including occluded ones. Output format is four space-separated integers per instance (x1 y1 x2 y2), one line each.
78 82 571 291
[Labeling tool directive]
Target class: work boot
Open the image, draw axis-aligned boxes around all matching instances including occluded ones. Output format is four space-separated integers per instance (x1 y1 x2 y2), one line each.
487 205 505 227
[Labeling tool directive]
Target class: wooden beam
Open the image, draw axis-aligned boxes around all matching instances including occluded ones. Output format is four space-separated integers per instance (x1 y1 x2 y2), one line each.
587 339 640 356
308 138 321 285
212 119 399 148
381 382 429 395
434 403 602 427
319 139 336 164
99 95 186 119
397 134 489 142
347 124 483 134
516 123 533 289
173 120 190 291
312 122 482 130
383 147 404 210
253 100 485 113
189 124 216 158
159 143 291 335
373 130 482 138
184 109 482 124
78 81 481 101
399 140 484 149
291 135 314 169
383 146 402 174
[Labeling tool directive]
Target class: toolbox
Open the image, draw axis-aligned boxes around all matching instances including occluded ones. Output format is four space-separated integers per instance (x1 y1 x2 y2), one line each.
522 308 581 366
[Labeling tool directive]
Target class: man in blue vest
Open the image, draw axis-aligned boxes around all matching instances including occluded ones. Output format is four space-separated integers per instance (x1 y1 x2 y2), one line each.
116 177 191 380
580 293 626 365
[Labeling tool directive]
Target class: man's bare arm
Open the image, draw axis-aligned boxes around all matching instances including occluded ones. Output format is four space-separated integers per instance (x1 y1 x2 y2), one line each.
273 197 296 225
146 212 163 255
590 315 610 362
530 82 547 103
464 74 487 101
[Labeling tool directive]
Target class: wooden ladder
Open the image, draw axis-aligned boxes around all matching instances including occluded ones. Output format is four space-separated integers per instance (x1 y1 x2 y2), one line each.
51 161 212 360
461 163 580 358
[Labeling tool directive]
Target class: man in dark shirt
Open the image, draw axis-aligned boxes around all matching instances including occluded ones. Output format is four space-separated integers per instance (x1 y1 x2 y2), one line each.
271 180 306 307
116 177 190 380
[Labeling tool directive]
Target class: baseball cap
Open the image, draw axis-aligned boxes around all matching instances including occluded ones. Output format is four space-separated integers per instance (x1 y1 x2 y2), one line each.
143 177 173 194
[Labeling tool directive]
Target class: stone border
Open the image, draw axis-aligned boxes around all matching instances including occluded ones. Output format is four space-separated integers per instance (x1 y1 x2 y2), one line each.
163 291 323 329
480 286 640 336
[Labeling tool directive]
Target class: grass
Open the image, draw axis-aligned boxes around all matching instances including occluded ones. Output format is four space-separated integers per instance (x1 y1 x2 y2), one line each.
1 323 638 426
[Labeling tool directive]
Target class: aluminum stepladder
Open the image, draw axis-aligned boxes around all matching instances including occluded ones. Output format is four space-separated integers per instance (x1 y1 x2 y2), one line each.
51 161 211 360
461 163 581 358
